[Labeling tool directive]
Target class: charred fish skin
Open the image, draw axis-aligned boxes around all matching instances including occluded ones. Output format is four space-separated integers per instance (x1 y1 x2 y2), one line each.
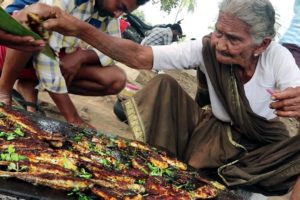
0 106 224 199
0 171 93 190
0 106 65 146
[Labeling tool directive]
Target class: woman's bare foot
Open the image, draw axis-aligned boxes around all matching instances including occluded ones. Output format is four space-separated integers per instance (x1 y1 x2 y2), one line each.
15 79 38 112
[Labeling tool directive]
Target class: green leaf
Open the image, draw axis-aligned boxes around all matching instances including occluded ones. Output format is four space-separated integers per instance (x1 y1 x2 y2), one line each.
20 165 28 171
18 155 27 161
6 133 16 141
10 153 19 161
14 127 24 137
164 168 174 177
7 145 15 154
101 158 110 168
0 7 56 59
0 154 7 160
137 179 145 185
7 162 17 171
78 168 92 179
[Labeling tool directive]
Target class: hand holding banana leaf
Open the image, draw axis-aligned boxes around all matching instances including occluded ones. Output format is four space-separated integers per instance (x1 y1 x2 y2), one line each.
0 3 56 58
0 29 45 52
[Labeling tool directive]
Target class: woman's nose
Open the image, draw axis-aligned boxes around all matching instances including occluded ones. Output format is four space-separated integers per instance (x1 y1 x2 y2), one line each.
216 37 227 51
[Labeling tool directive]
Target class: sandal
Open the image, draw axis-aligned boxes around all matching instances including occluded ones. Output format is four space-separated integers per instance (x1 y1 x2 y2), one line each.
12 89 45 115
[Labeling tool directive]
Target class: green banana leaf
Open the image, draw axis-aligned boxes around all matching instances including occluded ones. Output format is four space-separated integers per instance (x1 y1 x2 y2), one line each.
0 7 56 59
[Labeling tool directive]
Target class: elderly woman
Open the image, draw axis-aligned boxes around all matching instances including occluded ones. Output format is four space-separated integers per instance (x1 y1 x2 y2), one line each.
44 0 300 198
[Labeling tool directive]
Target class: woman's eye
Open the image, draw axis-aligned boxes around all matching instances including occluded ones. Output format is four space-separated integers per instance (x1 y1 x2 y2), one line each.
228 36 239 44
214 30 222 37
214 29 223 37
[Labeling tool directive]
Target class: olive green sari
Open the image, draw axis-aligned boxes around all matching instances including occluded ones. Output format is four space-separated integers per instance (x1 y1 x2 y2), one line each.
123 35 300 195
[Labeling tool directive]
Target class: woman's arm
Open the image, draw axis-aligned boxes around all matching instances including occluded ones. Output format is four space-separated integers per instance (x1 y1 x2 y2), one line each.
43 7 154 70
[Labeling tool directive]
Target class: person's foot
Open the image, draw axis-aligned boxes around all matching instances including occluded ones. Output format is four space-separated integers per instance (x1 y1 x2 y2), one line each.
15 79 38 112
69 117 96 130
0 92 12 106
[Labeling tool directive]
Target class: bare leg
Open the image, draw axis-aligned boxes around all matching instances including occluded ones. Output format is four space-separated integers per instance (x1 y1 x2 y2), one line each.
15 79 38 112
0 48 32 105
68 64 126 96
48 91 95 129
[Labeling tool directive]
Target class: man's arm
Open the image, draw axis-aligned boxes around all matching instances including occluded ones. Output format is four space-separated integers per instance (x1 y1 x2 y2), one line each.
44 8 154 70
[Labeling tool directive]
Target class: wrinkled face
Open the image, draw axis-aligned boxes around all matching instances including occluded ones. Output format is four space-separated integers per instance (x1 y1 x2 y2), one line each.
211 12 258 65
95 0 139 18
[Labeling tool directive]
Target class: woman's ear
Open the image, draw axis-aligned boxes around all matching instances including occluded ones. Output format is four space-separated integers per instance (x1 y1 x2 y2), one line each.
254 37 272 55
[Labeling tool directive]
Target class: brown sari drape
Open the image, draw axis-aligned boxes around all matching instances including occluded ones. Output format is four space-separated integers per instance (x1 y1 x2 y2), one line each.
123 36 300 195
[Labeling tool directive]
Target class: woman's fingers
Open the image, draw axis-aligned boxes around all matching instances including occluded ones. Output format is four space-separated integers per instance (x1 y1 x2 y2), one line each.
270 87 300 119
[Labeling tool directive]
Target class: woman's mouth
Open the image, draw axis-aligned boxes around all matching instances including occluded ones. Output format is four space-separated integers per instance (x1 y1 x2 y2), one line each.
216 50 231 57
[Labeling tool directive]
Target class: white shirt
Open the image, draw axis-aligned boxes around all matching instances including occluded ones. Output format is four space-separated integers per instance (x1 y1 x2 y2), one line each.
152 40 300 122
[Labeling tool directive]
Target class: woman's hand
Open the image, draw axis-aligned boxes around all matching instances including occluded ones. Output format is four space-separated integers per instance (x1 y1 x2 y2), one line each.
0 29 45 51
13 3 57 24
269 87 300 120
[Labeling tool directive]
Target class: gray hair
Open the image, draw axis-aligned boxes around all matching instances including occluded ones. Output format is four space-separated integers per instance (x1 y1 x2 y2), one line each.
218 0 276 44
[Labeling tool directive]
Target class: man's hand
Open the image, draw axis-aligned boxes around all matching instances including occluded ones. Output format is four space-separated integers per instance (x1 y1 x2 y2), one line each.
0 29 45 51
13 3 57 24
269 87 300 120
43 7 85 37
60 50 84 85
